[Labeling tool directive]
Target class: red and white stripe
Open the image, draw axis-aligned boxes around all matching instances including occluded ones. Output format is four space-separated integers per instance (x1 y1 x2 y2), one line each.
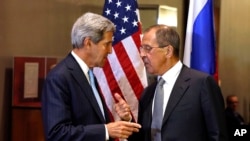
94 30 147 121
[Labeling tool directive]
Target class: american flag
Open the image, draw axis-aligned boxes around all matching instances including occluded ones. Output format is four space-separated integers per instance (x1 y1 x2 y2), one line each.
94 0 147 122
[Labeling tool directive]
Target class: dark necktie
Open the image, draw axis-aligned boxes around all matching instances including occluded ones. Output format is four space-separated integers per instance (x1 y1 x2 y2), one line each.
88 69 105 119
151 77 165 141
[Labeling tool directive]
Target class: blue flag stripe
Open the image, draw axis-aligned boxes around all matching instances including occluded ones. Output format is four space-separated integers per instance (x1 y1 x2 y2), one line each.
191 0 215 74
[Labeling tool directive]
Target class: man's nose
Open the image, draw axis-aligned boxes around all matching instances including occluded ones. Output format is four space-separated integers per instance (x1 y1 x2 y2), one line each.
140 50 146 57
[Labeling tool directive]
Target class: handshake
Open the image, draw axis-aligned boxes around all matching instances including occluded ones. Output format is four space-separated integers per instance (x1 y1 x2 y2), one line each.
106 93 141 139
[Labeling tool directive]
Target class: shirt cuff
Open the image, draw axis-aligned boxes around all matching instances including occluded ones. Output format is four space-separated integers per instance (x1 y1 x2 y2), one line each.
104 124 109 140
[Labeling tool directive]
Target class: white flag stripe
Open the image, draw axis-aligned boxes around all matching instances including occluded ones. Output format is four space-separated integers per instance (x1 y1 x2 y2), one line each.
94 68 114 110
108 45 139 120
184 0 208 67
193 0 207 21
183 0 194 67
94 67 122 121
136 9 140 22
122 37 148 88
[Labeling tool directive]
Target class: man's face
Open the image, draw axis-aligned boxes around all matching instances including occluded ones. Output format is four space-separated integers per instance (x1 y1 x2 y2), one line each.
228 96 239 111
140 29 168 75
90 31 113 67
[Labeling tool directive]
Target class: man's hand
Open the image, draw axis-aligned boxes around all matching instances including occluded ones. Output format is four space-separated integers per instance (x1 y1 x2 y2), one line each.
114 93 132 121
106 121 141 139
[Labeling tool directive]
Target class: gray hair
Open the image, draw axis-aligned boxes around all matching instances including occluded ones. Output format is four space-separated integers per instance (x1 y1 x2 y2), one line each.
71 12 116 48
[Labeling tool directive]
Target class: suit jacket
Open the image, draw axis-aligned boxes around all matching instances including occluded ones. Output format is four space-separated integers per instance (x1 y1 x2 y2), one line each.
225 107 245 127
129 65 228 141
42 53 112 141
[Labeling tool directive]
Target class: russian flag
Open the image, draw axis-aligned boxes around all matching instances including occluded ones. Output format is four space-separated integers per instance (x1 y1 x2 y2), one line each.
183 0 216 75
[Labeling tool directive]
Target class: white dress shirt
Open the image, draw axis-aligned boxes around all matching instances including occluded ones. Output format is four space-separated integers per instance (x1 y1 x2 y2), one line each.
152 60 183 116
71 51 109 140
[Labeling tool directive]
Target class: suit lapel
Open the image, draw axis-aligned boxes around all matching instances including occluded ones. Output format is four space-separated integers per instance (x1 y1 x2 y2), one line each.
140 82 157 129
65 54 105 123
162 66 190 124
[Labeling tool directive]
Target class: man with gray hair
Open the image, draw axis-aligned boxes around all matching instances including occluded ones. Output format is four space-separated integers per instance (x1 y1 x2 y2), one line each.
42 12 141 141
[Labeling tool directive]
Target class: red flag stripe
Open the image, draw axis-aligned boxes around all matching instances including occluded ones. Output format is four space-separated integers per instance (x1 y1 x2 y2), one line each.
94 59 122 120
102 59 122 97
94 36 142 120
121 33 147 98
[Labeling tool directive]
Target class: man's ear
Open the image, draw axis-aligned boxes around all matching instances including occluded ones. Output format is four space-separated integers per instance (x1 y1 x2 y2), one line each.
165 45 173 57
83 37 91 47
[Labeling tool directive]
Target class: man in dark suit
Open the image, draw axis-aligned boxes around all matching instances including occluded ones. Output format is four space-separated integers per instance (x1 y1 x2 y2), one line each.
225 95 246 140
41 12 141 141
225 95 245 127
128 25 228 141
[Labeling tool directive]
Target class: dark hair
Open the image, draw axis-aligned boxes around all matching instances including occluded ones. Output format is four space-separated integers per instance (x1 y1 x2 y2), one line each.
144 24 180 57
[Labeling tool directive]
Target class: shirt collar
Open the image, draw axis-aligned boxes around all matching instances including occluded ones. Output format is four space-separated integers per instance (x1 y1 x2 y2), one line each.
161 60 182 85
71 51 90 79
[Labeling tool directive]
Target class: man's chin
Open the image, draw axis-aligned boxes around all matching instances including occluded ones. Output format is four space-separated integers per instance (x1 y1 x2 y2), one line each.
99 59 107 67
